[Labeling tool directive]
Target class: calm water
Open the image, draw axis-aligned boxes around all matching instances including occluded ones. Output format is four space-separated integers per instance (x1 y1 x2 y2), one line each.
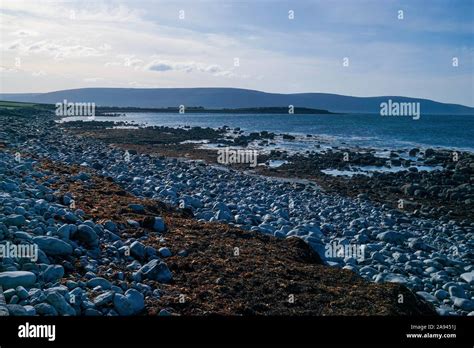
62 113 474 152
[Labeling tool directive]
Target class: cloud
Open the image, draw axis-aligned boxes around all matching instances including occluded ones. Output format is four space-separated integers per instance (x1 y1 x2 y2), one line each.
145 59 235 77
32 70 46 77
12 29 38 37
0 0 471 106
83 77 104 82
5 39 110 60
148 63 173 72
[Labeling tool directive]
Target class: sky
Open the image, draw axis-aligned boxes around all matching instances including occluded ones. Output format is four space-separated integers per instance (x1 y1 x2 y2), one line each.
0 0 473 106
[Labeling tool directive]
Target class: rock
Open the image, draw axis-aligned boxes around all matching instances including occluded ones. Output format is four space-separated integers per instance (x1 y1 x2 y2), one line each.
425 148 435 157
434 289 449 300
370 252 385 263
87 277 112 290
138 259 172 283
72 224 98 247
416 291 438 303
23 305 36 315
16 286 29 300
43 265 65 283
28 288 46 305
45 291 75 315
9 295 19 304
152 217 166 232
128 204 145 213
460 271 474 285
113 289 144 315
376 231 406 244
213 202 230 212
408 148 420 156
75 172 90 181
113 294 134 316
453 298 474 312
448 286 467 299
34 303 58 316
0 271 36 289
56 224 72 240
158 247 172 258
375 273 408 285
130 241 146 259
127 220 140 228
408 238 433 251
84 308 102 316
104 220 117 232
392 252 408 263
6 304 28 316
215 209 232 221
5 214 26 226
93 291 114 306
33 236 73 256
180 195 203 209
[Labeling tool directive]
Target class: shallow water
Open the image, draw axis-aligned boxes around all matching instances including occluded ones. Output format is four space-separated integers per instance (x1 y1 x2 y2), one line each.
60 113 474 152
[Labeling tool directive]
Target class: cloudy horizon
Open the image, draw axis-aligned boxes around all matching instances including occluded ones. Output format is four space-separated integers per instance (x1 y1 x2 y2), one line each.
0 0 473 106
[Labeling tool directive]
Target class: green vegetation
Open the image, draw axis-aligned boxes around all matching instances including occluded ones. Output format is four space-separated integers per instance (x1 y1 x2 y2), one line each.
95 105 334 115
0 100 55 111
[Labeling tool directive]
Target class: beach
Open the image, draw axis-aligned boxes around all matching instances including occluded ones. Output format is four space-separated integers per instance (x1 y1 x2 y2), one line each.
0 106 472 317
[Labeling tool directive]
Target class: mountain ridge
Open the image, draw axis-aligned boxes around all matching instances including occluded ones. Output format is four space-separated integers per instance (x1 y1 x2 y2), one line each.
1 87 473 114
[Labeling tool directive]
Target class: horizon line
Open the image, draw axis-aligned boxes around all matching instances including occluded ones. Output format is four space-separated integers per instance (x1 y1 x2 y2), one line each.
1 86 473 108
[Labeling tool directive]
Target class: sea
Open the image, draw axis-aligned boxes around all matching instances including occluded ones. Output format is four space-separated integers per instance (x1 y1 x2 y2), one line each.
60 113 474 152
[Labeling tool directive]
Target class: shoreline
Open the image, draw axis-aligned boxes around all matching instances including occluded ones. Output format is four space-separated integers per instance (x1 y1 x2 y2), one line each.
57 115 474 154
61 120 474 222
0 108 472 316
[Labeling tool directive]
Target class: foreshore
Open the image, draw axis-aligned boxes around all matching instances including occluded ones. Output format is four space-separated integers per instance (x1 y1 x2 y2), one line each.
0 108 472 316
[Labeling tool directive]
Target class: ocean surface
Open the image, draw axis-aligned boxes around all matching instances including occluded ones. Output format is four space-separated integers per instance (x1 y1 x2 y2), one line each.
61 113 474 152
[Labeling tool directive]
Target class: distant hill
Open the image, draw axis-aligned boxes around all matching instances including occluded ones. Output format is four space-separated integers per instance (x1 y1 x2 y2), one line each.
1 88 473 114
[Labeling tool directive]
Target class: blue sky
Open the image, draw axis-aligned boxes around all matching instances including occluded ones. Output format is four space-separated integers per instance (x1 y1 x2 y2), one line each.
1 0 473 106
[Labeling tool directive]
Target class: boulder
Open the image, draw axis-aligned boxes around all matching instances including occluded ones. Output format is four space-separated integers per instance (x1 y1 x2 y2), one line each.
0 271 36 289
138 259 172 283
43 265 65 283
33 236 73 256
376 231 406 244
113 289 144 316
71 224 98 247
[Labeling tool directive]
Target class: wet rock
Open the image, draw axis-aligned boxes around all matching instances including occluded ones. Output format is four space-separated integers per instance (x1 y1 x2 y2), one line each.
93 291 114 306
376 231 406 244
43 265 65 283
138 259 172 283
434 289 449 300
453 298 474 312
33 236 73 256
0 271 36 290
87 277 112 290
45 291 75 315
130 241 146 260
416 291 438 304
158 247 172 258
113 289 144 316
374 273 408 285
152 217 166 232
448 286 467 299
6 304 28 316
34 302 58 316
72 224 98 247
460 271 474 285
5 215 26 227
